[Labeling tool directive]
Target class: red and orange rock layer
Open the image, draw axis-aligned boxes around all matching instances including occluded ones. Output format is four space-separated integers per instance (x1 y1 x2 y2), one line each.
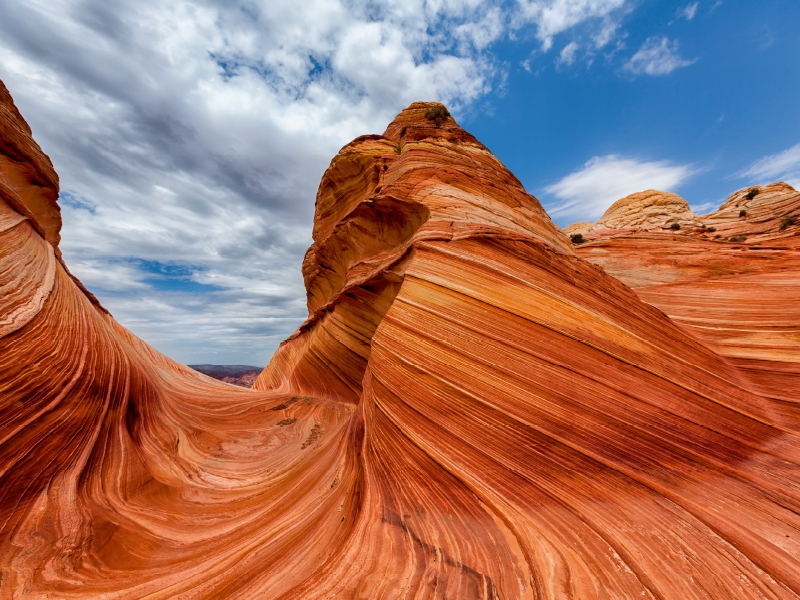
3 82 800 599
574 182 800 409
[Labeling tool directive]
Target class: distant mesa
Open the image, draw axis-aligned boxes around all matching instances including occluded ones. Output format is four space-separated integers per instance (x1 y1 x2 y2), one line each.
189 364 262 388
3 80 800 599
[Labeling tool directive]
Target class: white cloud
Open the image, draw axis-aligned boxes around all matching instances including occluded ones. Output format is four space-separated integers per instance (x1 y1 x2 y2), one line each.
544 155 696 223
0 0 509 365
515 0 628 51
679 2 699 20
624 36 697 75
690 201 715 215
739 143 800 189
0 0 644 364
557 41 580 66
593 18 621 48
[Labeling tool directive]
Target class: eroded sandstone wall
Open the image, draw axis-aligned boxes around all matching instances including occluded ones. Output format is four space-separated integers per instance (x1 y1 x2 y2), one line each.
2 87 800 599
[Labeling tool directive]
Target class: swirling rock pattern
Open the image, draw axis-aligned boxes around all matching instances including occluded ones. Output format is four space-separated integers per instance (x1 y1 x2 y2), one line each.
2 84 800 599
574 183 800 403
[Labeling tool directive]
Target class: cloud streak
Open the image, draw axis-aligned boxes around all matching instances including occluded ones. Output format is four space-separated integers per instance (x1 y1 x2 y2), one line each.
625 36 697 75
516 0 628 51
739 143 800 189
679 2 699 21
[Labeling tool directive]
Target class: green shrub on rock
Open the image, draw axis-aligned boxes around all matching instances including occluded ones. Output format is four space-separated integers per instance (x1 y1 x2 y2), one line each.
570 233 585 245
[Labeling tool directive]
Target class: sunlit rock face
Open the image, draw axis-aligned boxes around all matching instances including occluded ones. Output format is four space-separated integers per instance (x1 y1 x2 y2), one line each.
596 189 704 230
3 84 800 599
702 181 800 238
575 181 800 411
567 189 706 241
562 220 593 236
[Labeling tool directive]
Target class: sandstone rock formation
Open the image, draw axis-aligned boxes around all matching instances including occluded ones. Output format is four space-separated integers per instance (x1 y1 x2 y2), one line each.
3 82 800 599
562 220 592 236
574 182 800 405
701 181 800 239
566 189 705 240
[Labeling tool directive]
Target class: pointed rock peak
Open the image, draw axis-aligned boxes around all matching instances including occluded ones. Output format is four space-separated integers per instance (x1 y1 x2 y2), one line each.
0 80 61 252
382 101 477 145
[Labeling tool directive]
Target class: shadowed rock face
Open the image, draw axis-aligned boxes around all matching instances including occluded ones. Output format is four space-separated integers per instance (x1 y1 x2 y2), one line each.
3 86 800 599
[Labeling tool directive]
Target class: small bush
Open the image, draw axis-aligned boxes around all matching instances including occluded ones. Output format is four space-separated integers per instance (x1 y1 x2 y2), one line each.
425 105 450 127
393 143 402 155
669 222 681 230
780 215 797 230
707 226 716 233
745 187 759 200
739 209 747 217
570 233 585 244
714 234 722 238
729 235 748 243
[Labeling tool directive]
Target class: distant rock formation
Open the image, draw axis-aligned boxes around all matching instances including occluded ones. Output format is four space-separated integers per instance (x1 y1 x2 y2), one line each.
573 181 800 401
595 189 704 230
566 189 705 241
189 364 262 387
3 82 800 599
702 181 800 238
562 220 593 236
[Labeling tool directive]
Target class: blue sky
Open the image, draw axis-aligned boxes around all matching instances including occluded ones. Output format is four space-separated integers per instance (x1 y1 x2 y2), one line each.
470 0 800 223
0 0 797 365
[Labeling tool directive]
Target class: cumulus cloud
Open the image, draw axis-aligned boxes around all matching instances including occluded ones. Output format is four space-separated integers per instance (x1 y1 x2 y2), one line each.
544 155 697 223
0 0 509 365
0 0 642 364
625 36 697 75
679 2 699 20
739 143 800 189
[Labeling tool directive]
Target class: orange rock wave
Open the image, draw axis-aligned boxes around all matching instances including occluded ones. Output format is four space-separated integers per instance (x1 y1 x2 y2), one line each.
573 182 800 405
3 83 800 599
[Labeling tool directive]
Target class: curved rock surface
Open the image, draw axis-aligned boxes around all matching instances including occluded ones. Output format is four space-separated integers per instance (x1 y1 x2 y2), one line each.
568 189 705 238
3 86 800 599
576 183 800 407
701 181 800 239
562 220 593 236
